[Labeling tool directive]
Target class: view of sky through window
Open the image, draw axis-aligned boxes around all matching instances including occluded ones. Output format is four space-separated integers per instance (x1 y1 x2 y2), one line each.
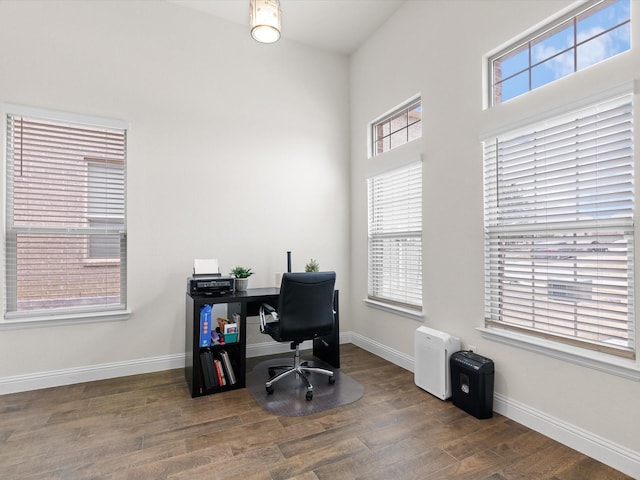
493 0 630 104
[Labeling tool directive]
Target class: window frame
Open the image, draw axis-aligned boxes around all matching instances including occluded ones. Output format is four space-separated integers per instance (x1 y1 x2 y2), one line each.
366 159 423 317
482 87 636 366
489 0 631 106
371 98 422 157
2 104 130 327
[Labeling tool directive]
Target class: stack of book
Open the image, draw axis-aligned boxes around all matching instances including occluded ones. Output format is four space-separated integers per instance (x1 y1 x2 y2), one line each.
200 348 237 390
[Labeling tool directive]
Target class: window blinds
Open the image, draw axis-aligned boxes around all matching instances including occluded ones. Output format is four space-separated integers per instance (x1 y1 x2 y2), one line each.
5 113 127 318
367 161 422 310
483 92 634 358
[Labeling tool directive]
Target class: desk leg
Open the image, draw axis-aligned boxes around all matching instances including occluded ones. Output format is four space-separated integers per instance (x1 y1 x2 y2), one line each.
313 290 340 368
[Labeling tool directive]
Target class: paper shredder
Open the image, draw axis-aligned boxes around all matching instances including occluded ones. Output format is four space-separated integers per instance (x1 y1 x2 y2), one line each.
450 351 494 419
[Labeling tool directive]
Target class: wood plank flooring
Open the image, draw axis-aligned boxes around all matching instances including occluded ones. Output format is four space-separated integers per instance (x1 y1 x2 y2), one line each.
0 344 632 479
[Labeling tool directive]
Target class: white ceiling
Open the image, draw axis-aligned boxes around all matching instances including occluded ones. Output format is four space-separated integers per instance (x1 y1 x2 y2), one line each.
168 0 406 55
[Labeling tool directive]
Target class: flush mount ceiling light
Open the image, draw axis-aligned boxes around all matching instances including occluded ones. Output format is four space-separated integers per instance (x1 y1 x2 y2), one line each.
250 0 281 44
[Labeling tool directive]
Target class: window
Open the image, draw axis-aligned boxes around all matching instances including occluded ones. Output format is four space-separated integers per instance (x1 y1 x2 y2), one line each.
372 99 421 156
4 108 127 320
483 91 634 358
491 0 630 105
367 161 422 311
87 159 125 259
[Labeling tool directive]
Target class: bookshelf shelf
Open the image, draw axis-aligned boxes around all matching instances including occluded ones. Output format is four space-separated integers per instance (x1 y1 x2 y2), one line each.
185 288 279 398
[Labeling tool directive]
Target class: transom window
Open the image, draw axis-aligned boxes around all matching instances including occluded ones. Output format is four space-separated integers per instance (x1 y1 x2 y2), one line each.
371 98 422 156
491 0 630 105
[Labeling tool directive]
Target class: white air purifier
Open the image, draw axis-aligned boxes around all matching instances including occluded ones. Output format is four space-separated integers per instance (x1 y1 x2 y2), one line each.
414 326 460 400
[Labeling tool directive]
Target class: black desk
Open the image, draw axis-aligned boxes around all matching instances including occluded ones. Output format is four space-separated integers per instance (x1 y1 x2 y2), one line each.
185 287 340 398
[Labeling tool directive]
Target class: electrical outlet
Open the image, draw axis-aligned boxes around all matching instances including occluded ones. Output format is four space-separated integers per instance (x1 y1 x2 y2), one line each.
467 345 477 352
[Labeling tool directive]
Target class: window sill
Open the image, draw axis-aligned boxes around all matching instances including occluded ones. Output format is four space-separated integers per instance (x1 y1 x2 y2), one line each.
1 309 131 330
364 299 424 321
478 327 640 381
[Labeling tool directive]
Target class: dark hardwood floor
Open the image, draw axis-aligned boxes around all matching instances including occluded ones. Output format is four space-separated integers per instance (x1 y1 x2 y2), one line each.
0 344 632 479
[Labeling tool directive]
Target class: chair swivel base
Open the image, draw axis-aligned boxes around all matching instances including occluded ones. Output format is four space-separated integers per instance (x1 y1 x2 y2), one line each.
265 347 335 401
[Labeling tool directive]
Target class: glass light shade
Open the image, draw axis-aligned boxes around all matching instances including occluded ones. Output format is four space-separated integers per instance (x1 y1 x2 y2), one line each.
250 0 281 43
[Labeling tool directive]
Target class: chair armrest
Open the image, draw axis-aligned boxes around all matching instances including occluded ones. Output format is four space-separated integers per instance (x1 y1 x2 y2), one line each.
259 303 278 333
261 303 276 315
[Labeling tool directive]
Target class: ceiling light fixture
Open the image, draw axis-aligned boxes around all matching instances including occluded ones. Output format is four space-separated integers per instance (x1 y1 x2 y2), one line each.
250 0 281 44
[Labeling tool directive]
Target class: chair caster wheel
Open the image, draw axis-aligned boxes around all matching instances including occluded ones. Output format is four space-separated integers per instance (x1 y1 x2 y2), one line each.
266 385 274 395
268 368 275 377
306 391 313 401
328 376 335 385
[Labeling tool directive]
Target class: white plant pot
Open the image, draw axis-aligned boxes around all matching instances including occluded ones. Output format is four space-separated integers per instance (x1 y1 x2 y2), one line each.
235 278 249 291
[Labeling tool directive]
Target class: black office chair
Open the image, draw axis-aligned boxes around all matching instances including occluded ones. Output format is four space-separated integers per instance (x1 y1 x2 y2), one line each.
259 271 336 401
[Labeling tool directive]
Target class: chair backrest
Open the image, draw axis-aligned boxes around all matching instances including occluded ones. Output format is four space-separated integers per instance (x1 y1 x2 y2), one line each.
277 271 336 341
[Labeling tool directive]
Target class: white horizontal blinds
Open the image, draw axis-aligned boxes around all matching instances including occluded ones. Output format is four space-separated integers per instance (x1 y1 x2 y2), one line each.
87 159 125 259
483 92 634 358
5 114 127 316
368 161 422 310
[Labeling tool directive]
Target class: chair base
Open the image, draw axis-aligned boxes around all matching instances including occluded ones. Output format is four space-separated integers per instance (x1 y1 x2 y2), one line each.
265 344 335 400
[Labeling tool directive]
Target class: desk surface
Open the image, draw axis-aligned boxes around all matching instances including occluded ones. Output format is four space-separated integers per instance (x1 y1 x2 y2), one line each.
189 287 280 303
233 287 280 296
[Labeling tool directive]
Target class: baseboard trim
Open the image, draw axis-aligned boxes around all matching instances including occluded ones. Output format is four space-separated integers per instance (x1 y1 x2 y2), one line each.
0 353 185 395
493 393 640 479
245 331 352 358
0 332 353 395
246 340 313 358
347 333 639 478
348 331 415 371
1 332 638 478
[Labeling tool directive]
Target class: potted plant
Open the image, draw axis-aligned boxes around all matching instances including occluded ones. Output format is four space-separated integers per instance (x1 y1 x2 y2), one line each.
304 258 319 272
230 266 253 291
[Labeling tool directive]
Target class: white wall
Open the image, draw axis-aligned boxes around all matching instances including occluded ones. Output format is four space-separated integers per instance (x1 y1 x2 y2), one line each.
3 0 640 474
0 1 350 376
350 0 640 475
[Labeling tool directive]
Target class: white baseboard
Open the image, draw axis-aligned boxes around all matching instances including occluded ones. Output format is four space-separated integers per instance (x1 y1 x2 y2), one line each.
348 331 415 371
493 393 640 479
245 339 314 358
0 353 185 395
246 331 353 358
346 333 639 478
0 333 353 395
1 332 638 478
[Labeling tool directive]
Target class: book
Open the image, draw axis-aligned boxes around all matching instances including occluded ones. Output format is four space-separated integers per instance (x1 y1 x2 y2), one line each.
208 351 219 388
219 349 237 385
200 351 217 390
213 359 226 386
199 305 212 347
200 352 211 390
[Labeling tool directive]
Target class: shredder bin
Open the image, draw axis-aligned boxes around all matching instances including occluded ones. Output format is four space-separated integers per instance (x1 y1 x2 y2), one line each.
450 351 494 419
